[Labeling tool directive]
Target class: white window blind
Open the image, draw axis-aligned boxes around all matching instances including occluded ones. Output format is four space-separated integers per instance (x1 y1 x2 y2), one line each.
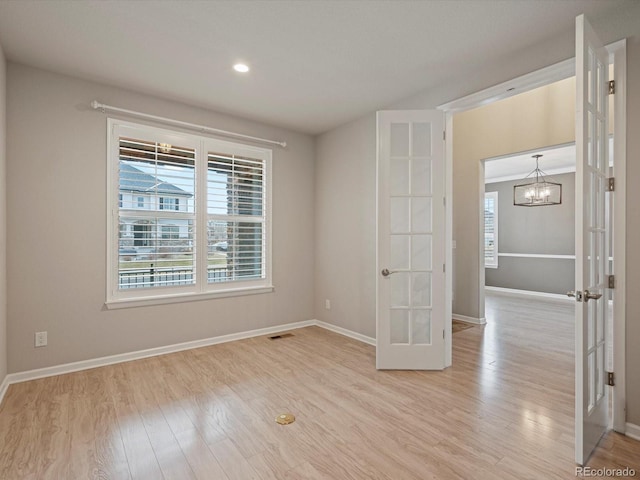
108 120 272 305
118 137 195 289
207 152 266 283
484 191 498 268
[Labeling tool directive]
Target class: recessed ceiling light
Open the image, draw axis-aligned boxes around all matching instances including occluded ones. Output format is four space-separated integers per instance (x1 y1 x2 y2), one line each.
233 63 250 73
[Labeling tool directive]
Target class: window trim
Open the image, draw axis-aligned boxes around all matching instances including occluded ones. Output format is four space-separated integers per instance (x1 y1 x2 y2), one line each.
484 190 499 269
106 119 273 307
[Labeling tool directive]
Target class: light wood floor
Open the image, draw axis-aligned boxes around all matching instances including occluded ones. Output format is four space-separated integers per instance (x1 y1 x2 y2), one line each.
0 294 638 479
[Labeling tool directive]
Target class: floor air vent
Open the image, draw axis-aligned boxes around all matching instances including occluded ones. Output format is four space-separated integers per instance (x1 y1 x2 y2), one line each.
269 333 294 340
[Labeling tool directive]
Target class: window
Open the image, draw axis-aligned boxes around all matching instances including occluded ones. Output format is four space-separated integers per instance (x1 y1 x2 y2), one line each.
484 191 498 268
161 225 180 240
159 197 179 211
108 120 272 306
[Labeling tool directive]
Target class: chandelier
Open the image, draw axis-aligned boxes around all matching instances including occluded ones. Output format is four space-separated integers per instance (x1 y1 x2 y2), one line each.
513 154 562 206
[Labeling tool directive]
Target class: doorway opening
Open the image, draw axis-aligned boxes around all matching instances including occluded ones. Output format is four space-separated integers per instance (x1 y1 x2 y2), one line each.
439 33 627 463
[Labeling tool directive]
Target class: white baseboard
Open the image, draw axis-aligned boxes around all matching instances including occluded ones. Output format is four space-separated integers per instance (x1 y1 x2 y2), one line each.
5 319 316 386
626 422 640 441
452 313 487 325
485 286 573 302
0 375 9 406
315 320 376 346
1 319 376 394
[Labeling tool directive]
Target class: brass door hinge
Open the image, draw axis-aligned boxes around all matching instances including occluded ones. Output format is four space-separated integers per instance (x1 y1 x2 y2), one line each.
607 275 615 289
609 80 615 95
607 371 615 387
608 177 615 192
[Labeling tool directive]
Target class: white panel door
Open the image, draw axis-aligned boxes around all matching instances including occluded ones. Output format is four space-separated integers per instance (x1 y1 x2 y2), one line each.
575 14 610 466
376 110 445 370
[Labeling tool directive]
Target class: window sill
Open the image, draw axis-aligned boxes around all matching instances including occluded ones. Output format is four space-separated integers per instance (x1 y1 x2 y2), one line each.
105 285 274 310
485 264 499 269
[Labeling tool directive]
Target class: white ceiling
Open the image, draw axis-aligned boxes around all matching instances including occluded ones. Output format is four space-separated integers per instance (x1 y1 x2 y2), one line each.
484 136 615 183
485 145 576 184
0 0 634 134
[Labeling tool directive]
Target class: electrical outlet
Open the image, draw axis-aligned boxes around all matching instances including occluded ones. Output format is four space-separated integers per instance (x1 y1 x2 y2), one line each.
35 331 47 347
325 299 331 310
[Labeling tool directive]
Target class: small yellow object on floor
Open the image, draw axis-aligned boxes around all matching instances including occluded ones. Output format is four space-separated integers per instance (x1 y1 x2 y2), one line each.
275 413 295 425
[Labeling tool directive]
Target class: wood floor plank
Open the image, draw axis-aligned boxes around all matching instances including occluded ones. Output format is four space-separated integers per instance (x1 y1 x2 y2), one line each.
106 364 164 480
0 292 638 479
174 429 229 480
209 437 261 480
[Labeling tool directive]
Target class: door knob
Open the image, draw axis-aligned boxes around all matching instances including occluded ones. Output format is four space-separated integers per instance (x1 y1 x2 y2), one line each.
381 268 398 277
584 290 602 302
567 290 583 302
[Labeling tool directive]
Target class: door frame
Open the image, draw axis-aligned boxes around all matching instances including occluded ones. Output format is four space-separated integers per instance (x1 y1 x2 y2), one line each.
437 40 627 432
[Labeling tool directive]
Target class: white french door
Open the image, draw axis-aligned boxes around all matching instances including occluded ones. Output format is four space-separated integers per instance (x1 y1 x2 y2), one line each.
574 14 610 466
376 110 445 370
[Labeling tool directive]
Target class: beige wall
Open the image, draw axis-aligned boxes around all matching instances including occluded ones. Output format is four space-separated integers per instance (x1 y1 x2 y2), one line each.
0 41 7 382
315 6 640 426
6 63 315 373
452 77 575 318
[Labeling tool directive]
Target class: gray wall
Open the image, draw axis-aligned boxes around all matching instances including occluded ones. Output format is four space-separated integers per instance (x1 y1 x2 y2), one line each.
0 40 6 383
624 20 640 428
315 5 640 426
6 63 316 373
485 172 575 294
314 114 376 338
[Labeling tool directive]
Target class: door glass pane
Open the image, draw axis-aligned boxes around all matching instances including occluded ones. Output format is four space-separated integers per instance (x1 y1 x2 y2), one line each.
588 48 594 106
597 343 605 401
411 309 431 345
588 351 595 411
390 198 410 233
584 172 596 227
596 118 603 170
390 123 409 157
390 235 410 270
411 272 431 307
588 298 595 349
588 111 594 167
411 197 432 232
597 176 604 229
411 122 431 157
596 60 603 115
589 230 597 286
390 158 410 195
598 231 606 283
411 234 432 271
391 272 410 307
411 158 432 195
597 291 605 343
390 309 409 344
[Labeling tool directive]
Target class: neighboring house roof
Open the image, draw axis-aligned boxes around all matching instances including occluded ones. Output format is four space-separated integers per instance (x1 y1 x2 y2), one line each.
119 163 192 197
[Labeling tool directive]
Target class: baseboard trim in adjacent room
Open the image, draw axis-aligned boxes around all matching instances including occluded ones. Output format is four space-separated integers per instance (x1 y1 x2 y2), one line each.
5 319 317 386
626 422 640 441
315 320 377 346
485 286 573 302
0 375 10 406
452 313 487 325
